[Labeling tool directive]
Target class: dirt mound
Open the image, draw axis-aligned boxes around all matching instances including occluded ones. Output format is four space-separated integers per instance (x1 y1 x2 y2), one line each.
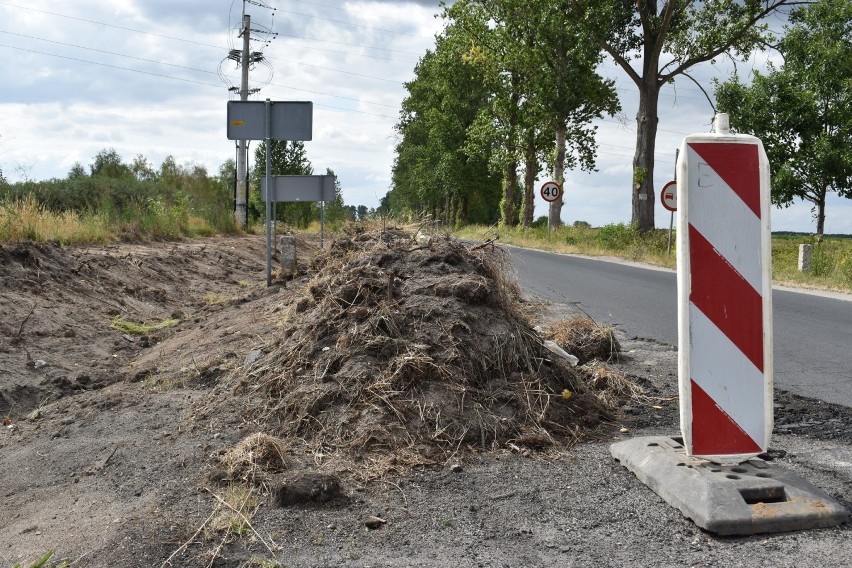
237 227 615 478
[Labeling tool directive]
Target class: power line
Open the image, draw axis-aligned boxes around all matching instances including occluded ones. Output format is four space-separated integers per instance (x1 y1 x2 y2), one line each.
0 43 400 119
0 30 403 109
275 8 434 40
0 1 427 60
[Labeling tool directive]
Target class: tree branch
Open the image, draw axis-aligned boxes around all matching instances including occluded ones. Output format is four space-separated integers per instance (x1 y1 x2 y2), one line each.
680 72 717 113
602 42 642 87
661 0 793 82
651 0 681 67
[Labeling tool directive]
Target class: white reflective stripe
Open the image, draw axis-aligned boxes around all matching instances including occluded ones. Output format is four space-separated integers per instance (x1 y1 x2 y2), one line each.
689 304 766 448
685 146 763 293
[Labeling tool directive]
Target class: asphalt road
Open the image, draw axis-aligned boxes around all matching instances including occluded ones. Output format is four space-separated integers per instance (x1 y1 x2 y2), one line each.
509 246 852 408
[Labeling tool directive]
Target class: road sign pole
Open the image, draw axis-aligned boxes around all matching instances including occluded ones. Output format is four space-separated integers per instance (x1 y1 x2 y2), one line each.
540 181 562 242
677 113 773 462
668 149 678 256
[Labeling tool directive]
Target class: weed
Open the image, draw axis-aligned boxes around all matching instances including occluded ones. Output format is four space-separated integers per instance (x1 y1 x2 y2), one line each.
110 316 180 335
203 293 233 306
13 551 70 568
206 485 261 540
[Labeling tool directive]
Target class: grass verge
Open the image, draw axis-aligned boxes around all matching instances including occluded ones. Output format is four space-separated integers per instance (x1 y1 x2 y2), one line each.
457 224 852 293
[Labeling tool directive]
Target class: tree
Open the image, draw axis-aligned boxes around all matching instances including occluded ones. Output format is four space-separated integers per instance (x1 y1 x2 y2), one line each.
90 148 132 178
251 140 315 227
444 0 619 228
131 154 157 182
390 23 502 226
715 0 852 235
67 163 87 179
323 167 347 227
571 0 798 231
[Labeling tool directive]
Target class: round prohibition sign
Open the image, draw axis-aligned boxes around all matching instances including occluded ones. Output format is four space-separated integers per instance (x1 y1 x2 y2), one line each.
660 180 677 212
540 181 562 203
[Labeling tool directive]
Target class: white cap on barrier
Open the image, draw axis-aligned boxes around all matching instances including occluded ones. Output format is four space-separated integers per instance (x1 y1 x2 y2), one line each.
713 113 731 135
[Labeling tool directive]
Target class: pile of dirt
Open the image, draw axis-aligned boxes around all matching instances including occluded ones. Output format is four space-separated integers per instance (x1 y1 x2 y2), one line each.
232 227 622 479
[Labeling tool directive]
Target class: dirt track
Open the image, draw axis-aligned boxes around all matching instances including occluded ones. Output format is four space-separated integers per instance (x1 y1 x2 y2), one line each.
1 233 850 567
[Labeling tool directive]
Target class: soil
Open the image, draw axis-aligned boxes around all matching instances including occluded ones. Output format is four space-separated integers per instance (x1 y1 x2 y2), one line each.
1 231 850 568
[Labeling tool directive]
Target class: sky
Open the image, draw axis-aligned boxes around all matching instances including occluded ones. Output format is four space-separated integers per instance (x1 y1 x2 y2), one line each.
0 0 849 234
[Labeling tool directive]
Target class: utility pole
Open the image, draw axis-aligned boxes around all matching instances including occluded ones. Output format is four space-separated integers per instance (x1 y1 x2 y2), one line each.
224 0 274 228
235 13 251 229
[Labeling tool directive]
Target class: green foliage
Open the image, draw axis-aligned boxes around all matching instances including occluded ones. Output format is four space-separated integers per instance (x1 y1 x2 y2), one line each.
388 22 502 225
771 234 852 289
572 0 795 231
251 140 317 228
0 149 237 240
715 0 852 235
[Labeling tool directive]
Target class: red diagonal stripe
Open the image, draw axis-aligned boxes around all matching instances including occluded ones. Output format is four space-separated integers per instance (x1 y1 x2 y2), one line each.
689 142 761 218
689 225 764 372
691 379 761 455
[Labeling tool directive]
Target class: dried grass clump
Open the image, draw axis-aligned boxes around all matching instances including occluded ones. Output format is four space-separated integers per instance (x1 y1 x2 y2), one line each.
242 228 619 478
219 432 291 485
583 361 645 409
544 316 621 364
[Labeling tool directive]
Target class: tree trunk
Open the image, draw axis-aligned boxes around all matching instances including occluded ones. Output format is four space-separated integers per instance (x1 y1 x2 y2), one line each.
549 121 566 229
502 73 521 228
522 130 537 228
816 185 827 236
632 79 660 232
503 161 518 227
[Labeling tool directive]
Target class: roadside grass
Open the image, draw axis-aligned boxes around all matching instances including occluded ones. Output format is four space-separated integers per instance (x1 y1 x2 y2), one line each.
110 316 180 335
457 224 852 293
0 193 237 244
456 223 675 267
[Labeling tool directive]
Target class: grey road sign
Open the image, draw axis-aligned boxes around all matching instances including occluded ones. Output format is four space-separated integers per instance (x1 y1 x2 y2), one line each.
261 175 336 202
226 101 313 141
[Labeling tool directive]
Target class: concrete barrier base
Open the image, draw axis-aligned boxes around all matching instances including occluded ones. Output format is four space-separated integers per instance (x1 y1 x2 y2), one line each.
611 435 849 535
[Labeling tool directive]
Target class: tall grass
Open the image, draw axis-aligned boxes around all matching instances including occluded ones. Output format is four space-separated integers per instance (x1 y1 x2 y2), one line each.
0 195 112 244
0 159 237 242
458 223 852 293
0 194 231 243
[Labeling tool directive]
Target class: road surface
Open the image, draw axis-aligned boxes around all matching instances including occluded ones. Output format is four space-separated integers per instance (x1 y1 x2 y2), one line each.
509 246 852 408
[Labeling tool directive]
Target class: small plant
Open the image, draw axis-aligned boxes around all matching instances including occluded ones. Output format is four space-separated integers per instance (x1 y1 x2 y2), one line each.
13 551 70 568
110 316 180 335
204 293 233 305
206 485 261 540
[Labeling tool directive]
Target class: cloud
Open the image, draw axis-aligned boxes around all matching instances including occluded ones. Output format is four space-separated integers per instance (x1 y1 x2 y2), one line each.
0 1 847 234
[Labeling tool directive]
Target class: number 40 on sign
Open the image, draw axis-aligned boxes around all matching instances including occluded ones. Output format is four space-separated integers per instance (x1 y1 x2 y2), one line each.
540 181 562 203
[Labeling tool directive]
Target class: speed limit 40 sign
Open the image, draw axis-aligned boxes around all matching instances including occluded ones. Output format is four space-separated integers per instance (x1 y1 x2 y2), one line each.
540 181 562 202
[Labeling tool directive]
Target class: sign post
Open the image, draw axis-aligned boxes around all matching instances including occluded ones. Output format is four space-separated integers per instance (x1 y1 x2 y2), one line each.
676 113 773 462
226 100 327 286
540 181 562 241
661 179 677 256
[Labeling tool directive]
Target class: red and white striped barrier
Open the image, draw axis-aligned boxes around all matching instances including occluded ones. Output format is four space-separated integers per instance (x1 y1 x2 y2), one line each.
676 113 773 463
